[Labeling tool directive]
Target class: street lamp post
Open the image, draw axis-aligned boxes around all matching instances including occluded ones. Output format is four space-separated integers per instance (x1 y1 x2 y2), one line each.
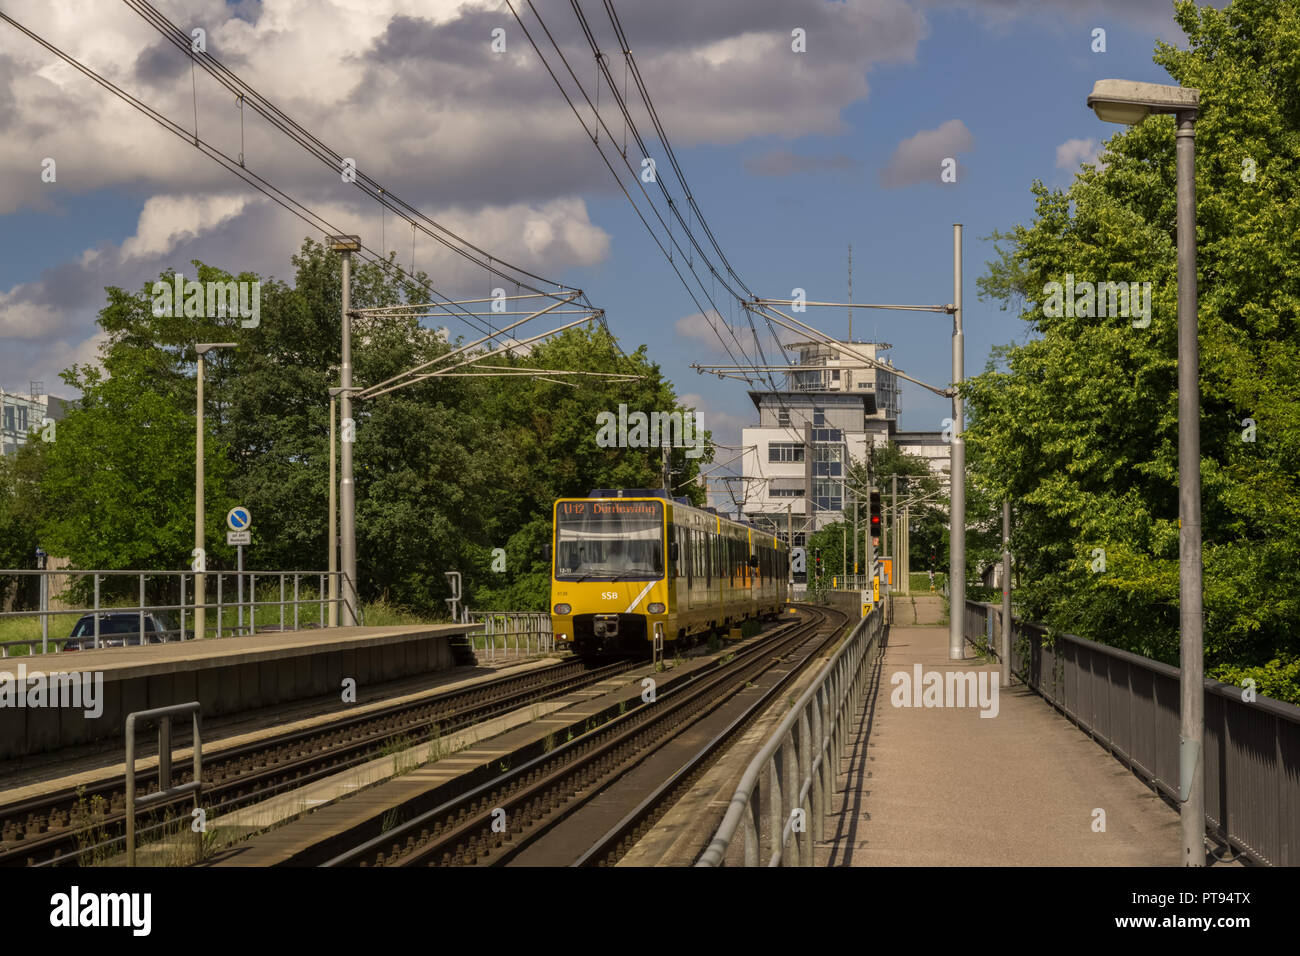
949 223 965 660
328 390 338 627
195 342 236 641
328 385 363 627
1087 78 1203 866
328 236 362 627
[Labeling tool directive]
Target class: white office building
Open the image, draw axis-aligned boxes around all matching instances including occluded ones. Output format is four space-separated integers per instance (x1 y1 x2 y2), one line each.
738 340 900 545
1 384 68 456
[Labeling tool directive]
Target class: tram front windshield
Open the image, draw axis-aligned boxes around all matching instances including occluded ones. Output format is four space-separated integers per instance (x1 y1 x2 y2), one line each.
555 500 663 582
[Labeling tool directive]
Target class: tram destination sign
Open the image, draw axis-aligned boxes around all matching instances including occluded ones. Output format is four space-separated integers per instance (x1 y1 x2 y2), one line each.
559 500 662 517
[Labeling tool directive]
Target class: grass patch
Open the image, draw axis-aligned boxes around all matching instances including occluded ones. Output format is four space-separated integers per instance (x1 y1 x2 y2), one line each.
909 571 946 594
71 787 114 867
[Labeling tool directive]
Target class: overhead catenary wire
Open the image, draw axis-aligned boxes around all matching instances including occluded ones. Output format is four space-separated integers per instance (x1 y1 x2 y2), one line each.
509 0 840 521
119 0 583 305
575 0 820 415
506 0 759 379
0 8 538 347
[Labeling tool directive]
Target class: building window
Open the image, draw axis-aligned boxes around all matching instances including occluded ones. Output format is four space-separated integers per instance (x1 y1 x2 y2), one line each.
768 442 805 463
777 407 790 427
15 406 27 432
770 488 804 497
2 405 13 432
813 407 825 426
813 480 842 513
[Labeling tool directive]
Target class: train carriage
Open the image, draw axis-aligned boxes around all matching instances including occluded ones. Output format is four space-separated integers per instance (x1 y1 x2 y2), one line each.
549 489 788 657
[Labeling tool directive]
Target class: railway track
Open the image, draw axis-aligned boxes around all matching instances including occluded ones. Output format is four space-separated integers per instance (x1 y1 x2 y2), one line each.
0 656 637 867
323 604 849 868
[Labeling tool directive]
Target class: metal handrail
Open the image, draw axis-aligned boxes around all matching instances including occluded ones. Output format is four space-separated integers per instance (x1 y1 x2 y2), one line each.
698 604 887 866
964 599 1300 866
125 701 202 866
0 568 352 655
462 610 554 659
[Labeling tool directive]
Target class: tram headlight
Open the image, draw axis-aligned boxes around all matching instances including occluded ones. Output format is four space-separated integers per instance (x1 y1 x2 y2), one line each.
647 603 665 614
553 603 571 615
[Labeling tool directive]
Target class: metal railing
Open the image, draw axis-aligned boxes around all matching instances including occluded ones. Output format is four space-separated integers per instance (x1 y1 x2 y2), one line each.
698 603 888 866
125 701 202 866
827 573 888 592
0 568 354 656
964 600 1300 866
462 610 554 659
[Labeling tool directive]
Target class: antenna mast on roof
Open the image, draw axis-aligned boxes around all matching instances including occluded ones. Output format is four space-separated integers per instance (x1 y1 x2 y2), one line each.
847 243 853 343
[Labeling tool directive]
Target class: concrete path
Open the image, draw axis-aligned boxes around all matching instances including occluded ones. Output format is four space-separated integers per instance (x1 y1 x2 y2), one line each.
817 624 1182 866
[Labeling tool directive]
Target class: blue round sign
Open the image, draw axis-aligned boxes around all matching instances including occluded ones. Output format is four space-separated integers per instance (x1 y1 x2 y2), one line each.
227 506 251 531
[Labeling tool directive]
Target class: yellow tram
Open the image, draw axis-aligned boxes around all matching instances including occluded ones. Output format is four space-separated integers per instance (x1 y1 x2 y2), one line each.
548 490 788 657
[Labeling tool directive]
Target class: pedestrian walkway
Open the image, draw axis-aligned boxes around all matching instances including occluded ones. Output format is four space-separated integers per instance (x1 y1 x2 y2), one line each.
817 623 1182 865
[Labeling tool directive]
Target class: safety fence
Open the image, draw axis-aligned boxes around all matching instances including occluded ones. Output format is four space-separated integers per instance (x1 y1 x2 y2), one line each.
697 603 888 866
964 600 1300 866
462 610 554 659
0 568 353 656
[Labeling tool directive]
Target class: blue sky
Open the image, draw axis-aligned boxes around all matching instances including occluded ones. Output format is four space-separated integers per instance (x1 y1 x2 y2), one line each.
1 0 1202 452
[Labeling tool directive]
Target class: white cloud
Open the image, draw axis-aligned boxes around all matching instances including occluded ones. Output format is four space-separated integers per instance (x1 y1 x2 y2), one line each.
1055 137 1101 171
0 0 928 390
0 0 927 214
913 0 1213 35
121 194 254 261
880 119 974 189
0 191 612 389
0 293 62 340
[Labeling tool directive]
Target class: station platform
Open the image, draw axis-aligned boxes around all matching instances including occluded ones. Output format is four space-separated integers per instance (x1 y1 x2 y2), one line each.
817 623 1183 866
0 624 476 760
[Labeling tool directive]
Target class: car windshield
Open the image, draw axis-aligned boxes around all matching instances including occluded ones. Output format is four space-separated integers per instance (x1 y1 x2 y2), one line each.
555 500 663 581
71 616 143 637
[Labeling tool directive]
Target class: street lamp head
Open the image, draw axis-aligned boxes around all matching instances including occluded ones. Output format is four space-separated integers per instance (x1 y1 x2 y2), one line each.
195 342 237 356
327 235 362 252
1087 79 1200 125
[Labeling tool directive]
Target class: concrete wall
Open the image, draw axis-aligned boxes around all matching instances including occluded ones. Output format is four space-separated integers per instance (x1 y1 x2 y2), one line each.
0 628 458 760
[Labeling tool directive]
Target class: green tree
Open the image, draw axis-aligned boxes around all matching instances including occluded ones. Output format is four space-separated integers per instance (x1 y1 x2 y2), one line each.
38 283 235 602
967 0 1300 701
30 238 711 620
0 440 47 608
867 441 949 573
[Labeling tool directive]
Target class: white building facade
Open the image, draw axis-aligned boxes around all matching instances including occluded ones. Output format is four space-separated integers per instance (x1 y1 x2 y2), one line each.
1 385 67 456
739 341 900 545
